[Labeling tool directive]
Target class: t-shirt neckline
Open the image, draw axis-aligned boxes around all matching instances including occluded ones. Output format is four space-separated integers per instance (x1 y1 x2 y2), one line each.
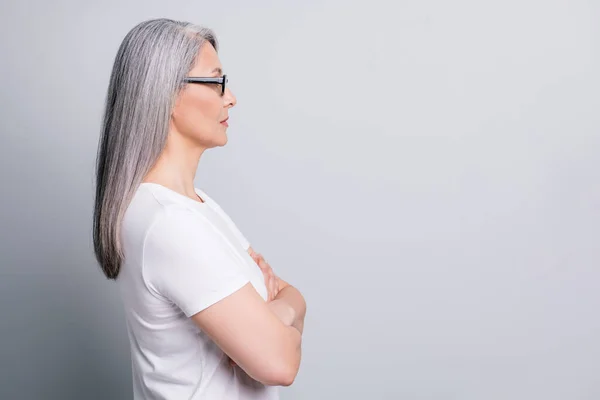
140 182 208 206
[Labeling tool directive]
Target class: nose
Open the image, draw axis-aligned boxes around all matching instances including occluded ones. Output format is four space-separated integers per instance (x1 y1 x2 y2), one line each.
224 88 237 108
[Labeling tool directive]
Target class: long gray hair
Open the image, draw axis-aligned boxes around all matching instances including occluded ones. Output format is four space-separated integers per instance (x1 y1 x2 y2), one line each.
93 18 218 279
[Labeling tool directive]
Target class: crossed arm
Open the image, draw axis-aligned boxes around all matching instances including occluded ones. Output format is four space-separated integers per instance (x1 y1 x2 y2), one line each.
189 246 307 386
247 246 306 334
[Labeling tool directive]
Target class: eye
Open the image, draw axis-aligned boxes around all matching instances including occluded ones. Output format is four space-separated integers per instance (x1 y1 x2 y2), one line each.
210 83 224 95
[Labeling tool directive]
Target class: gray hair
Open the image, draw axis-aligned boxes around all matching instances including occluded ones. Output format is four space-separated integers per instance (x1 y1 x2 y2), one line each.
93 18 218 279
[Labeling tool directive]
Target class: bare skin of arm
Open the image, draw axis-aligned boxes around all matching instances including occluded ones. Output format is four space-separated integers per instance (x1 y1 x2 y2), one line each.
190 246 307 386
190 283 302 386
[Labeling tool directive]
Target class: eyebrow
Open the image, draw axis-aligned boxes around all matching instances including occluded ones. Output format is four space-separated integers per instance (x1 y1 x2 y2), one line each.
211 67 223 76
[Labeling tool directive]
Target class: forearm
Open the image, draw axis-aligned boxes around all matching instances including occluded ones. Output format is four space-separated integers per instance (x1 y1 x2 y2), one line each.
274 285 306 334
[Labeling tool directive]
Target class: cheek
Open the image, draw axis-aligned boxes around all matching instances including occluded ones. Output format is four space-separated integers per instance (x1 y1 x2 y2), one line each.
173 93 222 137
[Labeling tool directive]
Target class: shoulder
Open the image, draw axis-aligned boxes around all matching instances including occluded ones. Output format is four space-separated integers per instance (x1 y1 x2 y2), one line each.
123 186 198 243
143 204 215 251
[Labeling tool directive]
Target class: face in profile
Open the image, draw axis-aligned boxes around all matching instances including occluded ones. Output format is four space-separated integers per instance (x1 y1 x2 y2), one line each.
170 42 237 149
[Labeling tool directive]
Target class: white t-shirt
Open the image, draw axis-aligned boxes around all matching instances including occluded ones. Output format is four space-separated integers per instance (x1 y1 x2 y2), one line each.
118 182 279 400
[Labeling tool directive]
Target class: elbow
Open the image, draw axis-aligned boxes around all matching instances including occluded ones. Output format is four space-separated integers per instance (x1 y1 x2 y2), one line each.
262 363 298 387
258 342 301 386
280 367 299 386
274 360 299 387
236 354 299 387
245 326 302 387
277 372 296 387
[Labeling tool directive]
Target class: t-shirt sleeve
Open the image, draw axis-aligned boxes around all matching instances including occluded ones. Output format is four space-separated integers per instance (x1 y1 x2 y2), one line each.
142 206 251 317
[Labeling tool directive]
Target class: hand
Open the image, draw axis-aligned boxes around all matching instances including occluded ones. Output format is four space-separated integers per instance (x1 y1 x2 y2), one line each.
249 249 280 302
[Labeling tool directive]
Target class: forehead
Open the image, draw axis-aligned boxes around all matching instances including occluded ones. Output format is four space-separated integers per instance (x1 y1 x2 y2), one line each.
189 42 222 75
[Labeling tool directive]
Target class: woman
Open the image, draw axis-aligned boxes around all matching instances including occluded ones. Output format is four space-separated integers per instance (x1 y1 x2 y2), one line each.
92 18 306 399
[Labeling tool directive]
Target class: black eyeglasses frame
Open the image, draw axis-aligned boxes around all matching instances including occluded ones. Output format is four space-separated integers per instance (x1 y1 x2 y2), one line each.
183 74 228 95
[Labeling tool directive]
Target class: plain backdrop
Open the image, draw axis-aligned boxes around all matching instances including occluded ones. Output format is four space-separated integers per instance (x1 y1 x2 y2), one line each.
0 0 599 399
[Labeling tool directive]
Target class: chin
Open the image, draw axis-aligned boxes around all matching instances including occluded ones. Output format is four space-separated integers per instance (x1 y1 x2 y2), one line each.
215 132 228 147
198 130 228 148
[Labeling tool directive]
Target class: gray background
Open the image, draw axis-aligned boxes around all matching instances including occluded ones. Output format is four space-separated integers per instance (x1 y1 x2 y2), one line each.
0 0 598 399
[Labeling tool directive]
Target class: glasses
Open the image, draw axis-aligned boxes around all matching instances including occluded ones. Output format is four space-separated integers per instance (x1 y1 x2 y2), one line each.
183 74 228 96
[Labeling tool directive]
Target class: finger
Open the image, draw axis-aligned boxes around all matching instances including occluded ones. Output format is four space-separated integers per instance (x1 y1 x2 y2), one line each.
266 267 276 292
270 275 278 300
267 271 277 299
267 275 273 301
267 275 275 301
258 257 270 273
268 268 276 282
270 276 276 300
261 259 272 274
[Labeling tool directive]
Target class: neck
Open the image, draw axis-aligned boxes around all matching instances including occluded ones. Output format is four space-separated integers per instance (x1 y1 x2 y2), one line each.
143 132 206 200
